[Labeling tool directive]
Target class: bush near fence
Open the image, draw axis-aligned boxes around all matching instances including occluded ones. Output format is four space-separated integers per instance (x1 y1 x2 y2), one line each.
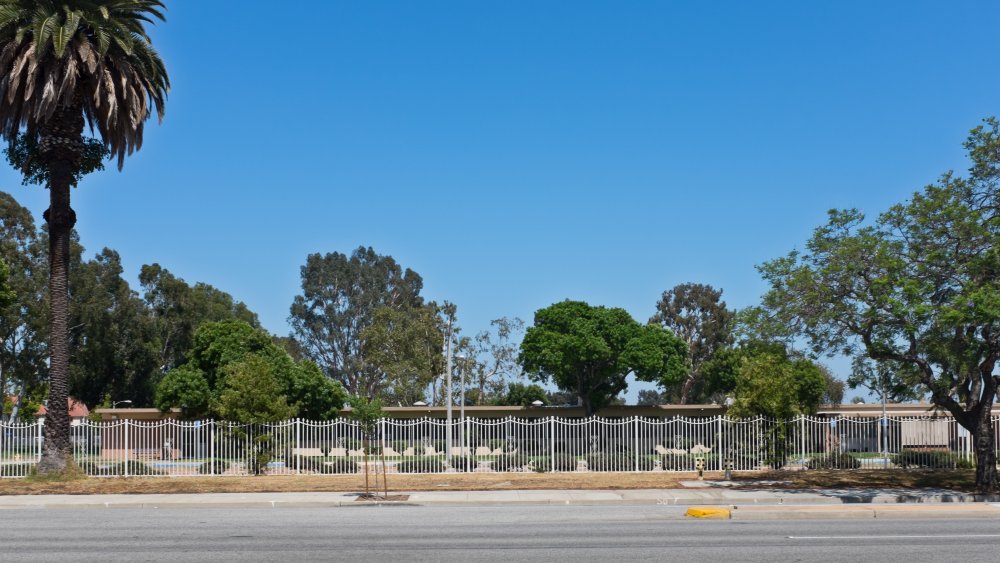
806 452 862 470
892 448 975 469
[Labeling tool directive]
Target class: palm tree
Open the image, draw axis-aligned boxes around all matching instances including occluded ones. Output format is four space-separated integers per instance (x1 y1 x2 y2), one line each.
0 1 168 474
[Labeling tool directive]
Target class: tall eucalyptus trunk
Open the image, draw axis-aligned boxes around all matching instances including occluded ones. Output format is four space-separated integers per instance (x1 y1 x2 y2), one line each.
34 103 83 475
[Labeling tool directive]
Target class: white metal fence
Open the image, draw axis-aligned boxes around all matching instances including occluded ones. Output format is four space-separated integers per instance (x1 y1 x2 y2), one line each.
0 415 993 478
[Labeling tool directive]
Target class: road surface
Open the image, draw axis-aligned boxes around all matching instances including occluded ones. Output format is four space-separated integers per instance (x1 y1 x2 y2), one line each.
1 504 995 562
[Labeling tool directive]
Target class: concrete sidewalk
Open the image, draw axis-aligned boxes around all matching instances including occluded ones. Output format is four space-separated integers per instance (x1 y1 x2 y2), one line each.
0 486 996 513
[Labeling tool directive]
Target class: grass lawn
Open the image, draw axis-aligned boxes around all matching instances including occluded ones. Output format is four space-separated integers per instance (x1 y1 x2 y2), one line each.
0 468 979 495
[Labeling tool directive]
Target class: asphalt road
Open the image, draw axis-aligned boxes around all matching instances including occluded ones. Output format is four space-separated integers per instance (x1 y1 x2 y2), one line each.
2 505 998 562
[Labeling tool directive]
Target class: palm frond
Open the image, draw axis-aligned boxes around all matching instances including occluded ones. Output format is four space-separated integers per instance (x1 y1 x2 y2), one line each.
0 0 170 169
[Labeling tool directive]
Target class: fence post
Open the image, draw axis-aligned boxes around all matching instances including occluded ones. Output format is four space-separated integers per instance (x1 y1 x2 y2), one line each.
549 417 555 473
36 418 43 461
716 416 723 471
799 415 806 464
295 418 302 475
209 421 216 475
633 417 640 472
123 419 130 477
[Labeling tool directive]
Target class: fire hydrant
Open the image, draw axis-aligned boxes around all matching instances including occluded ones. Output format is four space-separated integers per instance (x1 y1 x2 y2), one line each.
695 456 705 480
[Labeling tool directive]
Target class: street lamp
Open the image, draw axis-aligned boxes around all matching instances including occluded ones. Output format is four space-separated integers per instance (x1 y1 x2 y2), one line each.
455 354 468 471
112 400 132 409
444 315 454 465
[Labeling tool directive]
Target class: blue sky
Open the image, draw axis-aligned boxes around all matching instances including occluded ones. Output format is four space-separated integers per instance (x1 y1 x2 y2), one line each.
2 1 998 402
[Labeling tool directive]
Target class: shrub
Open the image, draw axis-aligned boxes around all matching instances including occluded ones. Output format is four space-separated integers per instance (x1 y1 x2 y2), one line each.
806 452 862 470
661 454 695 471
199 459 231 475
0 462 35 477
892 449 974 469
326 458 359 474
490 453 533 472
449 455 479 472
532 453 580 472
114 460 164 476
395 459 445 473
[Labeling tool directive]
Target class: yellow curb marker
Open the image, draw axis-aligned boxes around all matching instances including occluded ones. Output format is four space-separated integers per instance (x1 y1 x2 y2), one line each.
686 507 731 519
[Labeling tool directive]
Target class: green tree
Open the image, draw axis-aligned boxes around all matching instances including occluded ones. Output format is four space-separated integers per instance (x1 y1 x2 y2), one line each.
153 365 211 419
360 304 444 405
0 1 169 475
154 320 346 420
348 395 386 498
636 389 668 406
702 340 831 410
139 263 259 372
68 248 159 407
650 283 734 403
215 355 298 423
758 118 1000 492
846 357 923 404
492 381 548 407
215 355 298 476
0 258 13 310
0 191 47 422
457 317 525 405
726 353 827 419
519 300 686 416
289 246 439 399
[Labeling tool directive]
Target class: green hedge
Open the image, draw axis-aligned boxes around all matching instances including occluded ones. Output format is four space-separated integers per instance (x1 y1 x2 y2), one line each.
892 449 974 469
806 452 862 470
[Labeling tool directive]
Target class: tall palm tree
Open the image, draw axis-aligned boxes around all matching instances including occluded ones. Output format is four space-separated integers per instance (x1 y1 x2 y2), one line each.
0 1 168 474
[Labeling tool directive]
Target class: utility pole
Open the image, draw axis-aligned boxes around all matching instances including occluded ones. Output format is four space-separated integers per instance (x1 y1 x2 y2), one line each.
444 313 453 466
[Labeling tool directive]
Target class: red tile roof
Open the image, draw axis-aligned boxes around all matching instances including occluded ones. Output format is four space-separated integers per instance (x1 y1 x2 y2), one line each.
35 399 90 418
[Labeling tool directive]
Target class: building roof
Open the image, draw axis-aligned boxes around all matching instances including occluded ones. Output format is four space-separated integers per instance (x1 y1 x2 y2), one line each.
36 398 90 418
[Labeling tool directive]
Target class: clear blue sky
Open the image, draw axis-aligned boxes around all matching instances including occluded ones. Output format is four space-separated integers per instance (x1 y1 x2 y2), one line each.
2 1 998 402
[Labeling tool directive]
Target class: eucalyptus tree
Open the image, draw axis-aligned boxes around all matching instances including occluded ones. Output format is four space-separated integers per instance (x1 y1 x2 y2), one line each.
0 1 169 474
0 258 13 310
0 191 47 421
289 247 438 400
650 283 734 404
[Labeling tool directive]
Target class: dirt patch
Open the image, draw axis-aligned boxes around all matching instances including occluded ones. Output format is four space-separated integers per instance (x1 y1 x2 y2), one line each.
732 469 977 491
355 494 410 502
0 469 977 496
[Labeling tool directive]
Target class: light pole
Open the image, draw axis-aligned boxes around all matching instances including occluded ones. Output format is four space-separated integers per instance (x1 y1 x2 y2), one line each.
112 400 132 409
444 315 454 465
455 354 468 471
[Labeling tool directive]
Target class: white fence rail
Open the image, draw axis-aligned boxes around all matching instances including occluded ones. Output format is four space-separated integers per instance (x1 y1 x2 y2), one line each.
0 415 993 478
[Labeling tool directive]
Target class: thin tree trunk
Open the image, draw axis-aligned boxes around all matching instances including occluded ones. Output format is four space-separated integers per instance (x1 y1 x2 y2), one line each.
35 104 83 476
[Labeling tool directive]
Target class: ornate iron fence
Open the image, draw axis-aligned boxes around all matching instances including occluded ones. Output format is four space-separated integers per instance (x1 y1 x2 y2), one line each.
0 414 992 478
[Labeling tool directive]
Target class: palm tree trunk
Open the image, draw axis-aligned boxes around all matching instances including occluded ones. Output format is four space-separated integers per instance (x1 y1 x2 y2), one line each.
35 105 83 475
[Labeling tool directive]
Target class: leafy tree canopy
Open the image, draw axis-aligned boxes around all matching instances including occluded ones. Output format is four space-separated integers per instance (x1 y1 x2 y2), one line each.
519 300 686 416
0 191 47 419
289 246 440 400
757 117 1000 492
215 355 297 424
492 381 548 407
154 320 346 420
726 352 827 419
650 283 734 403
139 263 259 371
68 248 159 407
0 258 14 313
